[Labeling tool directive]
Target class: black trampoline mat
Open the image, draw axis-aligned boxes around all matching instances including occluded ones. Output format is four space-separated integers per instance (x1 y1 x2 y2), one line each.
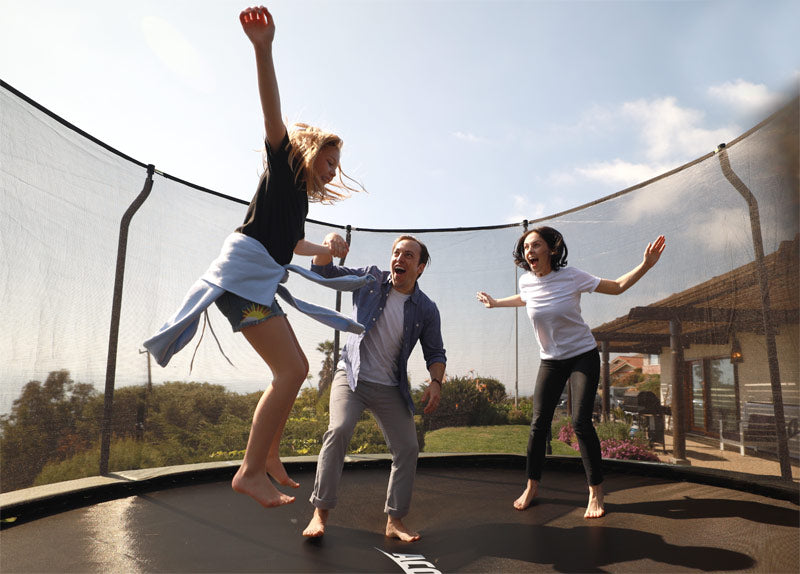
2 465 798 573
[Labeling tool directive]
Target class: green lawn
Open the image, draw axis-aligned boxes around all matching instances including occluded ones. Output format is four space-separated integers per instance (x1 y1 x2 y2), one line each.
424 425 579 456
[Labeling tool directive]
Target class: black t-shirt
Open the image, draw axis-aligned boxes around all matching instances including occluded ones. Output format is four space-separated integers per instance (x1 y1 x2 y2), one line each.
236 134 308 265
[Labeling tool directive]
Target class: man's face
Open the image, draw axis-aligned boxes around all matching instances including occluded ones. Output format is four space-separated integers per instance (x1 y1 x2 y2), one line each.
390 239 425 294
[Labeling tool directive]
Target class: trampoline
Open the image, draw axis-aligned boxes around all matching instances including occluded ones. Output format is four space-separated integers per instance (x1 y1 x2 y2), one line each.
1 455 798 573
2 68 799 574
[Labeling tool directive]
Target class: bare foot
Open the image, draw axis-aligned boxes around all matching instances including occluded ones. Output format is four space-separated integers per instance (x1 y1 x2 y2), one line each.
584 483 605 519
513 479 538 510
386 516 420 542
231 468 295 508
266 457 300 488
302 508 329 537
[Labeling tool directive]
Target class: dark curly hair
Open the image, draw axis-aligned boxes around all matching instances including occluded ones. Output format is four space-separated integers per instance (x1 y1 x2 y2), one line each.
513 226 568 272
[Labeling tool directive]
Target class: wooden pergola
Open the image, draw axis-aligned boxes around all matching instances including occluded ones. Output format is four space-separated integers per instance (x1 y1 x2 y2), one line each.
592 235 798 473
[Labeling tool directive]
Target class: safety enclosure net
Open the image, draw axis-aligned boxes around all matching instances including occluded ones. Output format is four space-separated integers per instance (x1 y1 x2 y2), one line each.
1 79 797 492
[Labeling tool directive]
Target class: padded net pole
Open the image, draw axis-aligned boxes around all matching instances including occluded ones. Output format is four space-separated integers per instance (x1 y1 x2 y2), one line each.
716 146 792 480
99 165 156 476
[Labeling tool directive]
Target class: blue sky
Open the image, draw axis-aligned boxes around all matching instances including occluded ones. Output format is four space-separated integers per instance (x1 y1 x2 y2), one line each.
1 0 798 230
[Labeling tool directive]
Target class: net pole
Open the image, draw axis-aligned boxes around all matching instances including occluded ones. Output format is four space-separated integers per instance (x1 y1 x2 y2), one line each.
514 220 528 408
99 165 155 476
601 341 610 422
514 264 519 409
332 225 352 375
670 319 688 463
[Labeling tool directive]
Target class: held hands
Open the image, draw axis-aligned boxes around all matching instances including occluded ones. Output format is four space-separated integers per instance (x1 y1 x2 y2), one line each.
240 6 275 47
323 232 349 260
643 235 666 269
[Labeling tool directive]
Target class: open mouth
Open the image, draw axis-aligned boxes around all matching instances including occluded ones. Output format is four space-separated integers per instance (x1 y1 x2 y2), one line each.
393 265 406 276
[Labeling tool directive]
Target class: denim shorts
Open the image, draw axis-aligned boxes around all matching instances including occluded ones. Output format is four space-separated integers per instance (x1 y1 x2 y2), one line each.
215 290 285 332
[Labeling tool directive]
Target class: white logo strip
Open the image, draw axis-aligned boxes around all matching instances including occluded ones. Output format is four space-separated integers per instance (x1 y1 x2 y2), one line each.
375 549 443 574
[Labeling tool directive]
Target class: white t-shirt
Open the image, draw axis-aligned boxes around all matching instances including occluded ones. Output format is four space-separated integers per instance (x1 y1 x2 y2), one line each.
358 287 411 386
518 267 601 360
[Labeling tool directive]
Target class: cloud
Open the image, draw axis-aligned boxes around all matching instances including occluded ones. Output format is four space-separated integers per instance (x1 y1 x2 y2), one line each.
683 207 751 253
575 159 666 188
621 97 737 163
551 95 742 192
452 131 490 144
544 170 578 187
708 79 785 116
623 178 690 224
141 16 214 92
528 86 781 221
505 194 547 223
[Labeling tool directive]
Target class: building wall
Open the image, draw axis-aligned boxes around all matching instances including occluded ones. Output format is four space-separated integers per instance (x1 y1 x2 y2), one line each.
657 324 799 408
736 327 799 406
657 324 800 459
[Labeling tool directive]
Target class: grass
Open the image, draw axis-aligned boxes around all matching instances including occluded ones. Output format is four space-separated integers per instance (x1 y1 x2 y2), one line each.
424 425 579 456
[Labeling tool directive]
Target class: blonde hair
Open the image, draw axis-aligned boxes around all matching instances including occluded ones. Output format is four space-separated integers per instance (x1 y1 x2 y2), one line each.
283 123 365 203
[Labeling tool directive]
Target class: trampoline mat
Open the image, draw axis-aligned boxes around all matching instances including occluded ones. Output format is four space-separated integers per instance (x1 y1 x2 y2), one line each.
1 465 798 572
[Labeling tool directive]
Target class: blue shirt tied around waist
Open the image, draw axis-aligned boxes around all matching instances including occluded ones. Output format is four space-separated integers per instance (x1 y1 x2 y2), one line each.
144 233 374 368
311 261 447 414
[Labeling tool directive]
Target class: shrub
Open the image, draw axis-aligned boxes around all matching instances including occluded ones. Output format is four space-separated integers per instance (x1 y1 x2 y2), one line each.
280 416 328 456
600 439 660 461
33 438 180 485
556 420 580 451
421 373 509 431
348 414 390 455
555 418 659 461
595 420 630 442
494 396 534 426
507 407 530 426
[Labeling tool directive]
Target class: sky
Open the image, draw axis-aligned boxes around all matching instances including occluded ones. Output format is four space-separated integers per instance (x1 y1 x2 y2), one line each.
2 0 798 231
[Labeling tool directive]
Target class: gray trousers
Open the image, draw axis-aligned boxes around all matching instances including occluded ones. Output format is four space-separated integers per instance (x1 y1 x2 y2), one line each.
310 369 419 517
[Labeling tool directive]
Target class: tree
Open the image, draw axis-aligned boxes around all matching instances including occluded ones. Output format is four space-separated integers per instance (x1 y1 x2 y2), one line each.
0 370 99 491
316 340 336 396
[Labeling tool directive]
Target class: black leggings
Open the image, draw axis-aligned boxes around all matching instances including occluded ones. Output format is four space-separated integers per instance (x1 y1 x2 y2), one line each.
527 347 603 486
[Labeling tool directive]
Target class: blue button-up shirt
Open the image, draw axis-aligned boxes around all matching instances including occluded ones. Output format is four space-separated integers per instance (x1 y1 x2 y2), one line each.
311 262 447 413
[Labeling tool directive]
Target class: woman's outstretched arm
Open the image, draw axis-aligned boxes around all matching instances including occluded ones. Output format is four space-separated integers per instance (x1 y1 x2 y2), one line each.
595 235 666 295
476 292 525 308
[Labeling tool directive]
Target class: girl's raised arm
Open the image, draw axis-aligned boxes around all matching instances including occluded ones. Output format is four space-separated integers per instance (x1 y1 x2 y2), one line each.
240 6 287 150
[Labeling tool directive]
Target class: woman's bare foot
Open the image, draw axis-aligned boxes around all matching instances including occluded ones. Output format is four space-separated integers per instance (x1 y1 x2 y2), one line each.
231 468 295 508
386 516 420 541
302 508 329 537
584 483 605 518
513 479 538 510
266 457 300 488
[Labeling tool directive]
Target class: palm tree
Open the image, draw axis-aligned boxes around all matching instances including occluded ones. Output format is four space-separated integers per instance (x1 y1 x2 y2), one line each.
316 340 336 396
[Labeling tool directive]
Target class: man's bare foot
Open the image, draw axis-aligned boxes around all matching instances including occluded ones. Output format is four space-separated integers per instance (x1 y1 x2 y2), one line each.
513 479 538 510
386 516 420 542
302 508 329 537
266 457 299 488
231 468 295 508
584 483 605 519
